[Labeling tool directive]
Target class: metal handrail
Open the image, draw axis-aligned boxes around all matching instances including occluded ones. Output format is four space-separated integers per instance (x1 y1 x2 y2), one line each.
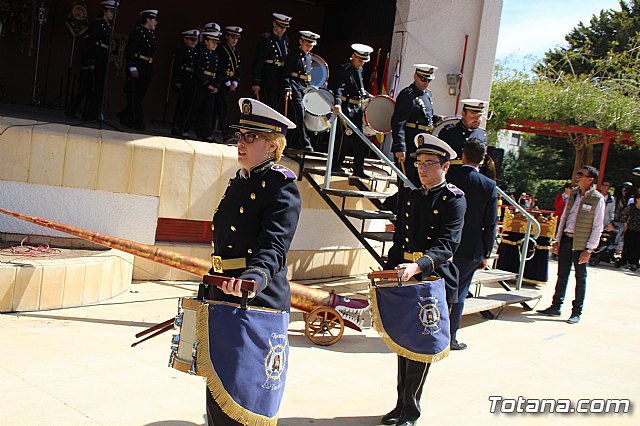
496 187 541 290
323 112 417 191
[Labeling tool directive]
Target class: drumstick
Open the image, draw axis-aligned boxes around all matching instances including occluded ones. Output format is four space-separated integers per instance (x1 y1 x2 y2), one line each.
400 159 407 176
131 323 175 347
135 317 175 338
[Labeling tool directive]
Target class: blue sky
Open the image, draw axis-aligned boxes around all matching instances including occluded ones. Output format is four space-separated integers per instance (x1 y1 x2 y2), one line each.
496 0 622 68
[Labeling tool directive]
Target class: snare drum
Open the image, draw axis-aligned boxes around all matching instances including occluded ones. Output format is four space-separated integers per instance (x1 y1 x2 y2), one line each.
303 87 334 134
168 297 202 375
363 95 395 135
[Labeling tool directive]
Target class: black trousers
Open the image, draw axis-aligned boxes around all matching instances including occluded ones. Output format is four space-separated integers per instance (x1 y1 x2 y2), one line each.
206 387 242 426
120 71 152 127
551 234 588 316
260 72 281 110
190 87 216 139
333 111 365 172
623 229 640 266
172 80 196 133
214 86 235 138
391 356 431 421
288 88 313 150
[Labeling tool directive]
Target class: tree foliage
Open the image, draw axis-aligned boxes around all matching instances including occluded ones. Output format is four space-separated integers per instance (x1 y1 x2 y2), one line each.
536 1 640 78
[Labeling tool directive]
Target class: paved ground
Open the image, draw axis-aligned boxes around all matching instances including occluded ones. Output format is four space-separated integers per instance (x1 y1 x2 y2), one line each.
1 260 638 425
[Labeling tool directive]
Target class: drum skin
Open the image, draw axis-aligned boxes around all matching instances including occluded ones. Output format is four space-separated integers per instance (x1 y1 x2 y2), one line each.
310 53 329 88
364 95 395 134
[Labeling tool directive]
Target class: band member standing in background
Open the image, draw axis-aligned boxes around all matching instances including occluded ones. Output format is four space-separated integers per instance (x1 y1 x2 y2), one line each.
383 135 465 426
282 30 319 152
438 98 489 163
117 9 158 130
391 64 438 206
65 0 115 121
216 26 243 142
207 97 300 425
332 43 374 177
188 31 222 141
251 13 291 109
171 29 199 136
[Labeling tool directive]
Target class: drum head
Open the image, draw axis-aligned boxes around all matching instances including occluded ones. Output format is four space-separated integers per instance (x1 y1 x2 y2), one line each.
303 88 333 116
432 115 461 137
310 53 329 88
305 114 331 133
364 95 395 134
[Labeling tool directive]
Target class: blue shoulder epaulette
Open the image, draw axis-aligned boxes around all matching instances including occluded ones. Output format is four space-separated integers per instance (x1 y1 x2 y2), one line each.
271 164 297 180
446 183 465 197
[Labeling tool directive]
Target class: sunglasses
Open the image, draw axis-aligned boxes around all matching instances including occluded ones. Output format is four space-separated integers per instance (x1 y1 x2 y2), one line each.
233 132 263 144
576 171 591 178
418 76 432 82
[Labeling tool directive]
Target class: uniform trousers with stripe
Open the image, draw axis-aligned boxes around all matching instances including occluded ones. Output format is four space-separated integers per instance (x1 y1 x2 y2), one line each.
393 356 431 421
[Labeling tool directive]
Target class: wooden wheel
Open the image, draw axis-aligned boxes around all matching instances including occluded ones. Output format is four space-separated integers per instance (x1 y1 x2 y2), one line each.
304 307 344 346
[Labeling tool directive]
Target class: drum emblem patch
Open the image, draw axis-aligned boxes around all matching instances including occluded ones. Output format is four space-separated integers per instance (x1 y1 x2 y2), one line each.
263 332 288 390
417 296 441 335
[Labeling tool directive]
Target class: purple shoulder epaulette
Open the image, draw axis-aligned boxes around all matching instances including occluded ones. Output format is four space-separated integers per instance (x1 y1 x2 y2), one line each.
271 164 297 180
446 183 465 197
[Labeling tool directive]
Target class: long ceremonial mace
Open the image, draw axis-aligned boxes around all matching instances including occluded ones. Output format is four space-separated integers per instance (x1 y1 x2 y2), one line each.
0 208 368 330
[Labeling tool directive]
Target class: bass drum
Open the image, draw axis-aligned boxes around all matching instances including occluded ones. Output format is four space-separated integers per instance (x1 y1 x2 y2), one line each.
363 95 395 136
303 87 333 134
432 115 461 137
310 53 329 88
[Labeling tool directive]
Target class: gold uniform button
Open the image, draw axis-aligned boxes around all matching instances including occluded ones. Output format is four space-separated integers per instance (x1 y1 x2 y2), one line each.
405 238 409 242
406 201 411 206
239 207 244 213
433 209 439 214
442 195 447 200
231 226 236 232
247 249 253 254
251 193 256 200
405 213 409 218
211 224 214 230
262 181 266 188
405 225 409 230
427 236 432 240
228 245 233 249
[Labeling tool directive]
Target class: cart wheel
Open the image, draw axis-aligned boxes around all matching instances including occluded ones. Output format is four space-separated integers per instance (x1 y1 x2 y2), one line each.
304 307 344 346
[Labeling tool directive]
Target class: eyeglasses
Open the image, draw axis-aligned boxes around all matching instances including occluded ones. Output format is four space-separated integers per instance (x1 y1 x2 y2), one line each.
417 76 432 82
414 160 441 169
576 171 590 178
233 132 263 144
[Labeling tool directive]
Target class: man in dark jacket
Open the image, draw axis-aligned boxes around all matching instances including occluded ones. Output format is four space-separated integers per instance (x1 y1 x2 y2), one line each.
117 9 158 130
331 43 374 177
171 29 199 136
384 134 466 426
437 98 488 163
251 13 291 109
446 138 498 350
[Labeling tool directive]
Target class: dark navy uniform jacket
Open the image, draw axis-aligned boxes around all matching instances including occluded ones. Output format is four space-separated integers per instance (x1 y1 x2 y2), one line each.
437 120 488 161
332 62 368 118
251 32 289 86
209 159 301 312
172 43 197 86
386 181 466 303
194 47 222 88
447 165 498 261
125 24 157 75
84 17 112 66
282 47 312 93
220 43 241 86
391 83 434 156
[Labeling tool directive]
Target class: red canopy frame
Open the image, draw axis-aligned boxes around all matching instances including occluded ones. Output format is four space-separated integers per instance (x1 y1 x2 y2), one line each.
504 119 636 186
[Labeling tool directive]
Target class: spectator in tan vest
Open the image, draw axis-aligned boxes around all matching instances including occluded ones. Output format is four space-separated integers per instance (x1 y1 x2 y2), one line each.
537 165 605 324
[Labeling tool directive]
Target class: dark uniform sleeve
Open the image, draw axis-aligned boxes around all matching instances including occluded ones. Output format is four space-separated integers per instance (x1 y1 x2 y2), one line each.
251 34 270 86
391 89 411 153
333 65 348 106
85 20 102 66
171 45 185 85
482 183 498 259
124 28 141 71
416 196 466 276
281 50 297 90
239 179 301 293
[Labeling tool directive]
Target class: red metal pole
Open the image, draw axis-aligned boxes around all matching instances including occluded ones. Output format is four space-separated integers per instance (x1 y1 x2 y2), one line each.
454 35 469 116
598 137 611 188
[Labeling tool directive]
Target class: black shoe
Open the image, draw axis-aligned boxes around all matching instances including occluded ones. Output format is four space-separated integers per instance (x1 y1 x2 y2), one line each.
380 408 402 425
396 418 418 426
566 315 580 324
537 306 561 317
450 340 467 350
